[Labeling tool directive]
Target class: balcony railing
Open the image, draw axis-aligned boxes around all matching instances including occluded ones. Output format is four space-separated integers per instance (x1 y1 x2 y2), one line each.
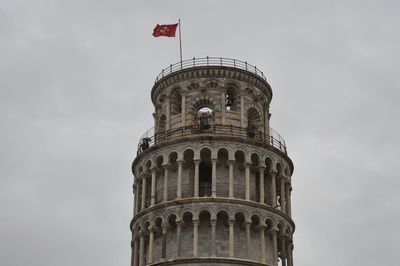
136 125 287 156
154 57 267 84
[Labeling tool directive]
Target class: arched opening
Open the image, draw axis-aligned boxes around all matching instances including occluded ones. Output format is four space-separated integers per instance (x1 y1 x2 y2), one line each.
247 107 262 139
144 161 152 208
199 149 212 197
198 210 211 257
216 148 229 197
250 215 261 261
143 221 150 265
155 156 164 204
265 158 273 205
216 211 229 257
226 85 239 111
234 150 246 199
153 217 163 262
166 214 177 259
181 212 194 257
167 152 178 201
265 219 274 265
192 99 215 132
197 107 213 130
183 149 195 198
277 224 287 266
251 154 260 202
170 89 182 115
234 212 246 259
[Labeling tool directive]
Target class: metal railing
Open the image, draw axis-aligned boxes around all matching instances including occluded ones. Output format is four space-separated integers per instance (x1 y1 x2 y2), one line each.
154 57 267 84
137 125 287 156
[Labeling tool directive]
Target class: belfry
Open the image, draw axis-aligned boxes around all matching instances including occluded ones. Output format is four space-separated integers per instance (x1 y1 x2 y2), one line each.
130 57 295 266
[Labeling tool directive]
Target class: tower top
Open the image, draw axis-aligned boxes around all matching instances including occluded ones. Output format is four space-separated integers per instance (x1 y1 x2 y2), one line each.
151 57 273 105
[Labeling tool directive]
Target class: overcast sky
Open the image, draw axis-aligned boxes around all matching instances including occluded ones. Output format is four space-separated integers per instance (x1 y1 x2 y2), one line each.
1 0 399 265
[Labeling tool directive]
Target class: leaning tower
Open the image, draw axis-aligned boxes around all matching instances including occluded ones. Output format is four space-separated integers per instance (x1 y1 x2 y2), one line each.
130 57 294 266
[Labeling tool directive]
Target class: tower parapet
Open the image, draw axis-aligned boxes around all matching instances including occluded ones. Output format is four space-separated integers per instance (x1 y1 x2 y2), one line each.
131 57 295 266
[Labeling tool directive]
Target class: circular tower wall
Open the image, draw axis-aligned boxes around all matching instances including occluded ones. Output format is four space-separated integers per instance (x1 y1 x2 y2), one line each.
131 58 294 266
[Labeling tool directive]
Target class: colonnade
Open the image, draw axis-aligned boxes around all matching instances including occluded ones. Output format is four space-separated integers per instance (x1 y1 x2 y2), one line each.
133 164 292 217
132 217 293 266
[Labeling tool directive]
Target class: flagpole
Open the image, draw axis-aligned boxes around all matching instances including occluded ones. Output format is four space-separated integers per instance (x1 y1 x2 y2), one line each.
178 19 183 64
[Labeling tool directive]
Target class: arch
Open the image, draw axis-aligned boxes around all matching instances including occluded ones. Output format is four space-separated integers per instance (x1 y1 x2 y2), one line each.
157 114 167 134
226 84 239 111
192 97 217 113
216 210 229 257
170 88 182 115
247 107 262 138
198 209 212 257
199 148 212 197
187 82 200 91
234 212 246 259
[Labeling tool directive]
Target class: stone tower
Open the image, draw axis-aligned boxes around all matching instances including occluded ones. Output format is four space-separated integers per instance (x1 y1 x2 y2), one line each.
130 57 294 266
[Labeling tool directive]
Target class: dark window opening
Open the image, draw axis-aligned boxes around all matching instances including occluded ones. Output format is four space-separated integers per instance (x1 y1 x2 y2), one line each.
199 161 212 197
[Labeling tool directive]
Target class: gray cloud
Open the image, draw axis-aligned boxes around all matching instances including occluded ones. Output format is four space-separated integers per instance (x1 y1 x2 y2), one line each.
1 0 399 265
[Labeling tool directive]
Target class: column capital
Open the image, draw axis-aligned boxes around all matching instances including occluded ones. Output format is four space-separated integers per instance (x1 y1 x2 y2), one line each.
162 163 170 169
257 165 266 171
148 225 156 233
228 219 235 226
192 219 199 226
193 159 200 164
269 170 278 176
150 167 157 173
270 227 279 234
228 159 236 164
175 218 182 225
177 160 184 165
210 219 217 226
258 224 267 231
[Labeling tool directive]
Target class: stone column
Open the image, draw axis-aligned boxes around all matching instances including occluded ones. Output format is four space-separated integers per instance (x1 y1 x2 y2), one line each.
163 164 169 202
260 226 266 262
150 169 156 206
287 241 294 266
271 171 277 208
166 96 171 130
193 219 199 257
176 219 182 257
194 160 200 197
181 94 186 127
271 229 278 266
148 226 154 263
280 176 286 213
228 160 234 198
141 176 147 210
281 235 287 266
139 231 145 266
229 220 235 257
161 225 167 260
177 161 183 199
287 184 292 217
259 166 265 204
245 221 251 257
133 183 138 215
211 219 217 256
131 234 137 266
133 238 139 266
245 163 251 201
240 94 245 128
211 159 217 197
221 91 226 125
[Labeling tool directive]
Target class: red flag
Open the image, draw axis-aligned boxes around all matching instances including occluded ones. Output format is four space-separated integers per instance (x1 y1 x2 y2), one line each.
152 23 178 37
